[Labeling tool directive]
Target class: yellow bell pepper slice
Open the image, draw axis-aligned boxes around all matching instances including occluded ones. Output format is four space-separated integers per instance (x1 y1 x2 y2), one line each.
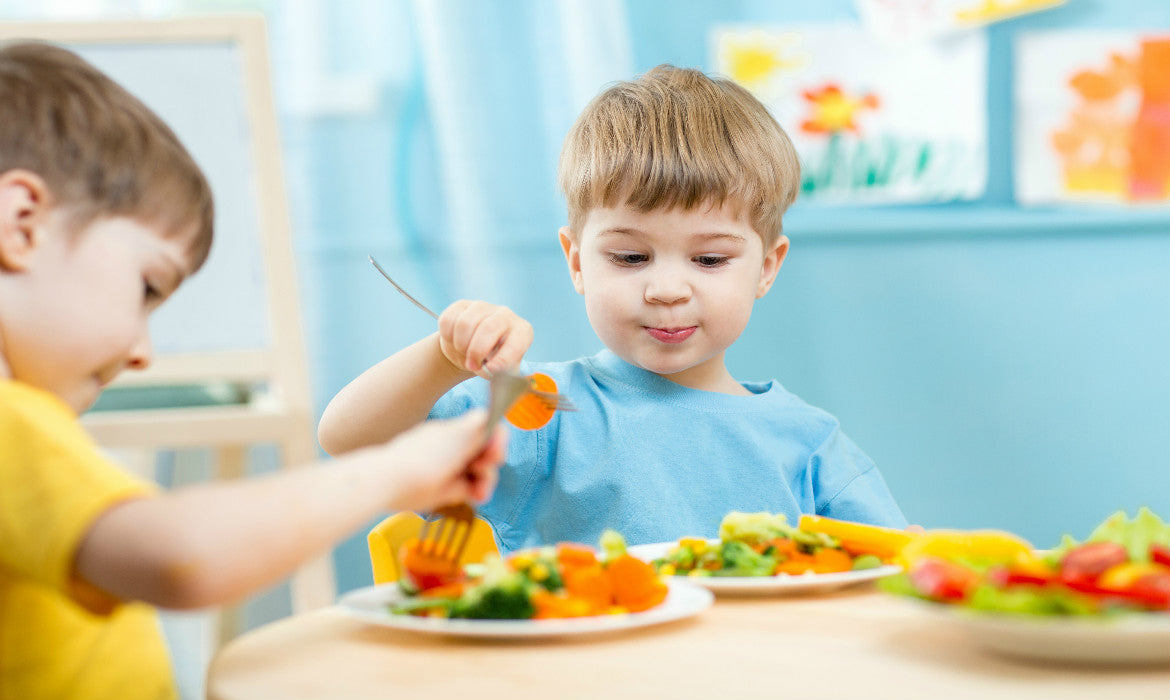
897 529 1033 570
1098 561 1169 589
797 515 918 561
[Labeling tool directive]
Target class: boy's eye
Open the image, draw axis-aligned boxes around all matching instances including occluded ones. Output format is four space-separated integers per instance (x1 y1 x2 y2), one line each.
608 252 649 266
694 255 729 268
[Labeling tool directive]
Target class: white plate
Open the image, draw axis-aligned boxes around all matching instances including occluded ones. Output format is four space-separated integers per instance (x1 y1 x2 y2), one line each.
338 579 714 638
919 601 1170 666
627 540 901 595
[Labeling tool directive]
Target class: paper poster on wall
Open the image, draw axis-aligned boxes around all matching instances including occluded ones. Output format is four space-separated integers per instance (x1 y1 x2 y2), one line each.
855 0 1065 44
1015 32 1170 206
711 24 987 205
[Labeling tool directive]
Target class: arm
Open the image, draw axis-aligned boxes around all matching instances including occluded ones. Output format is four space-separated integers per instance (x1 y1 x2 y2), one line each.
318 300 534 454
73 410 507 610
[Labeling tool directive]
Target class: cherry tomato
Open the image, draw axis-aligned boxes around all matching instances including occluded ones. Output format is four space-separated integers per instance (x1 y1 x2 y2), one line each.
399 539 463 591
1128 572 1170 610
908 557 980 602
1059 541 1128 586
987 565 1053 588
1150 543 1170 568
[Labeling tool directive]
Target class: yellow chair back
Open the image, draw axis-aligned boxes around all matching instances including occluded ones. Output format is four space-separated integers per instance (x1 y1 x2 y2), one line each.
367 511 499 585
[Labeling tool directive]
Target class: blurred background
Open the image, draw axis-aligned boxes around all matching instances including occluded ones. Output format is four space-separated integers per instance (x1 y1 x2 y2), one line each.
3 0 1170 690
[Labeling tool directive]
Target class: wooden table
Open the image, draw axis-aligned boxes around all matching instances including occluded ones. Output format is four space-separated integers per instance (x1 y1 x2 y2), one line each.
207 587 1170 700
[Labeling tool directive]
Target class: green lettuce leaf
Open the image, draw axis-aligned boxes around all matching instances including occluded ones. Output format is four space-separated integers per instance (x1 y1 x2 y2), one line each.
1050 507 1170 562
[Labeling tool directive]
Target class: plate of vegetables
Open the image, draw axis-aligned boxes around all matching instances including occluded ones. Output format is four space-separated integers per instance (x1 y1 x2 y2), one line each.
627 512 905 595
881 507 1170 665
339 530 713 638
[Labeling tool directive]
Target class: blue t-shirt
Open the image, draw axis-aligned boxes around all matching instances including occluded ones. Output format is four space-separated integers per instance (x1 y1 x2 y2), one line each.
430 349 906 553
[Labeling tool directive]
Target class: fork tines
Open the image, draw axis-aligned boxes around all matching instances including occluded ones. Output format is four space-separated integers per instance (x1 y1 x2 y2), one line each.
418 505 474 562
529 389 577 412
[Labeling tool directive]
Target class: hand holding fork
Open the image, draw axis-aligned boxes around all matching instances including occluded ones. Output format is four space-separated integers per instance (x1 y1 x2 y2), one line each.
370 255 574 572
369 256 575 417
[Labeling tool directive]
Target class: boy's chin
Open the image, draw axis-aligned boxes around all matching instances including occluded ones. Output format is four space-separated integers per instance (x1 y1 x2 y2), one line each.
624 352 702 378
72 386 103 415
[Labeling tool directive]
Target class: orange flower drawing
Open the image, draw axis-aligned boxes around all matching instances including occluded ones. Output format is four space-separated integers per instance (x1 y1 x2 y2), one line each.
800 83 880 135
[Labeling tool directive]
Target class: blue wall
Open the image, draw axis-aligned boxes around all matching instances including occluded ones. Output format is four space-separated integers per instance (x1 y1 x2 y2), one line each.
282 0 1170 594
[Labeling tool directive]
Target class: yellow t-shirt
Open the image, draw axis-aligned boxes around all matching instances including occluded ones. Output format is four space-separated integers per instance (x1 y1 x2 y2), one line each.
0 380 177 700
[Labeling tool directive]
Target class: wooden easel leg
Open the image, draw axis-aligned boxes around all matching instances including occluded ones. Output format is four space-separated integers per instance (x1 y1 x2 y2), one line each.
213 445 250 646
280 429 338 612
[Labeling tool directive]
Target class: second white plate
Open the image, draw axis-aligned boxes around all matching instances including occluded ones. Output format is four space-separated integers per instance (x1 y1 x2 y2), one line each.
627 540 901 595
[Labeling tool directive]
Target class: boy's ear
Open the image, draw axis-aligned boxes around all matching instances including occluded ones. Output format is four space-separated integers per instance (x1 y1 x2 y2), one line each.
0 170 52 272
756 234 789 298
559 226 585 295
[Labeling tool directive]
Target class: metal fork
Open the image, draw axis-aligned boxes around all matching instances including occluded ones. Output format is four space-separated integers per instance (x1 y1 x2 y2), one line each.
368 255 576 415
415 502 475 573
371 254 576 572
414 363 532 570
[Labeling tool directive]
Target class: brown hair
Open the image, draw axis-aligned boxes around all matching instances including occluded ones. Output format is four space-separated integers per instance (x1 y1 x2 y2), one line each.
0 41 213 270
558 64 801 245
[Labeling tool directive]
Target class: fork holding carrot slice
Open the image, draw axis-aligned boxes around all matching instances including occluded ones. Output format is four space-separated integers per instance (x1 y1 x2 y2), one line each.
505 372 559 430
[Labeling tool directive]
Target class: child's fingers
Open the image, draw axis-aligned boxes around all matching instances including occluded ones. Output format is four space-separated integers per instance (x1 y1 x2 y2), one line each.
439 300 502 372
451 304 533 376
474 311 533 375
438 300 480 367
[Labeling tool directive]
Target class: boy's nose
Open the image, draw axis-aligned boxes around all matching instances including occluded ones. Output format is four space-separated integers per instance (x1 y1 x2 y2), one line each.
126 328 154 371
644 268 691 304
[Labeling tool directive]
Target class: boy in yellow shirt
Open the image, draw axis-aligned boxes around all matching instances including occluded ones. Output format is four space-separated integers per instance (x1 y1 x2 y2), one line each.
0 42 507 700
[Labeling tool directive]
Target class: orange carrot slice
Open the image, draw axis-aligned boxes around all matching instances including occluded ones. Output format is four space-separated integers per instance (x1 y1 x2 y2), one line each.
808 547 854 574
505 372 557 430
563 563 613 612
557 542 600 569
605 554 668 612
532 590 597 619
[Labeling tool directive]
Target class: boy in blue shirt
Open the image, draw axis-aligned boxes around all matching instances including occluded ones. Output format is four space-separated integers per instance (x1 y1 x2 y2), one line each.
319 64 906 552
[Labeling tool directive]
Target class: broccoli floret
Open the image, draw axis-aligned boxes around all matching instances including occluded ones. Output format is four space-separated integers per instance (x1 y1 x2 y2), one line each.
449 571 536 619
525 549 565 592
716 540 777 576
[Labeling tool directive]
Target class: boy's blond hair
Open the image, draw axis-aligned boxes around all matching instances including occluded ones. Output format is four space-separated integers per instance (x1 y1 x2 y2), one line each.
558 64 801 246
0 41 213 269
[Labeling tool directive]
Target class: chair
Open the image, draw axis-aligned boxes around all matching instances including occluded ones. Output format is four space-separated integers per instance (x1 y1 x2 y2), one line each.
368 512 499 585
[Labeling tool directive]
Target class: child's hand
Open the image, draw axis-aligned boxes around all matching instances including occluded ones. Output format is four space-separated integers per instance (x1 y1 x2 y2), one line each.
382 409 508 512
437 300 533 378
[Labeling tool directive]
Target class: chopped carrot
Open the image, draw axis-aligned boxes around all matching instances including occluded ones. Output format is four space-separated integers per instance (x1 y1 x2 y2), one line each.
605 554 668 612
557 542 600 570
505 373 558 430
768 538 799 558
563 563 612 611
809 548 854 574
532 590 596 618
776 559 814 575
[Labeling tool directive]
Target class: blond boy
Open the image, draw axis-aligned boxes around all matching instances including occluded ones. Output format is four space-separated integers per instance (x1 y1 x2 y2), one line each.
319 64 905 553
0 42 506 700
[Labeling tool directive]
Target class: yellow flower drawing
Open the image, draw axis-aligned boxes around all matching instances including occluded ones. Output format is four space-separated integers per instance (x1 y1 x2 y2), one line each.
717 31 806 92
